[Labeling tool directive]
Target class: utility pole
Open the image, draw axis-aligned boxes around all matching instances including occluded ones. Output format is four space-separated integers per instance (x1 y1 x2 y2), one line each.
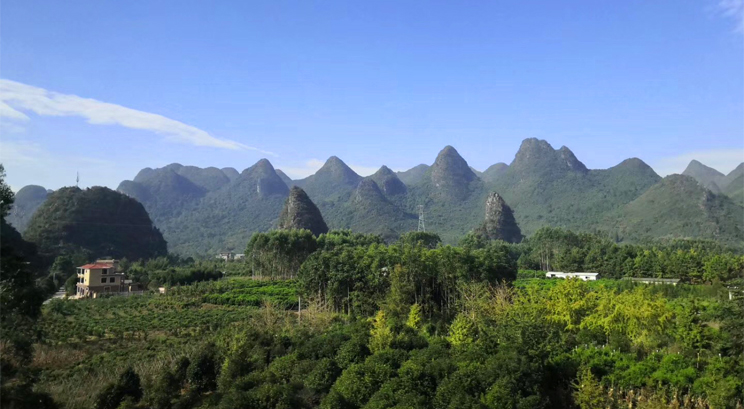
417 205 426 232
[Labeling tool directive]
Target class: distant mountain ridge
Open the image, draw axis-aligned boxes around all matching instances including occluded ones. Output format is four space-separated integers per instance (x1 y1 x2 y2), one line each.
11 139 744 255
6 185 50 233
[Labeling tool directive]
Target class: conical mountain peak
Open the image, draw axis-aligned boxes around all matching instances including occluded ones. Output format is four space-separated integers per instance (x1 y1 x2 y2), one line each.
431 146 477 182
300 156 362 196
253 158 275 172
510 138 589 176
434 146 470 166
478 192 522 243
354 179 386 203
373 165 396 177
367 166 407 196
238 159 288 197
428 145 479 200
321 156 354 173
682 160 725 189
616 157 651 169
278 186 328 236
682 160 724 177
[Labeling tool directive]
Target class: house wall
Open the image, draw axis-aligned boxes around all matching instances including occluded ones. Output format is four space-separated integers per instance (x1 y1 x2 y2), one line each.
76 266 125 297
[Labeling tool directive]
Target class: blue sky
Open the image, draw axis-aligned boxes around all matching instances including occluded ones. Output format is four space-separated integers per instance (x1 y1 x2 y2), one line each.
1 0 743 191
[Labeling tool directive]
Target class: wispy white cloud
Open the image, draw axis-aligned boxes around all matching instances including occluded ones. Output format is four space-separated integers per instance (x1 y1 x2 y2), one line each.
651 148 744 177
0 79 275 155
279 159 381 179
717 0 744 32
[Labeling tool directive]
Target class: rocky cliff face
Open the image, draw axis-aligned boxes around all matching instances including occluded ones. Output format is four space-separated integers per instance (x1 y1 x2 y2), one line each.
480 192 522 243
278 186 329 236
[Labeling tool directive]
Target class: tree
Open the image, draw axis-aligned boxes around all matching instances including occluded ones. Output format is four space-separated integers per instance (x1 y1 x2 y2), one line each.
406 304 422 331
0 166 52 408
447 314 475 348
369 310 393 353
92 367 142 409
572 367 608 409
0 164 13 218
397 232 441 249
117 367 143 402
188 348 219 392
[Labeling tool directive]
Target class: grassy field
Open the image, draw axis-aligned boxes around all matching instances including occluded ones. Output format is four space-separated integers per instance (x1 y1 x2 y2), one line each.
33 278 300 409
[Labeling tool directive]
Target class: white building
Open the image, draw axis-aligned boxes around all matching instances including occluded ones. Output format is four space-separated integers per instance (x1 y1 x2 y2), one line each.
546 272 599 281
624 277 680 286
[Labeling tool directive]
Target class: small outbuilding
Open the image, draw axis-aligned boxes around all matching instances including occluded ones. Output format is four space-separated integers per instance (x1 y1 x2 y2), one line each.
546 272 599 281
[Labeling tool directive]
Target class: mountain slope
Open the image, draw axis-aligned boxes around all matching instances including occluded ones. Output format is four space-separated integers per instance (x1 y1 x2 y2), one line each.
367 166 407 197
426 145 480 201
607 175 744 245
682 160 725 188
275 169 295 187
7 185 50 233
481 163 508 182
221 167 240 181
326 179 415 241
722 173 744 206
297 156 362 201
177 166 231 191
104 139 741 255
162 159 290 255
397 164 429 185
489 139 660 236
117 167 205 223
24 186 167 262
719 163 744 191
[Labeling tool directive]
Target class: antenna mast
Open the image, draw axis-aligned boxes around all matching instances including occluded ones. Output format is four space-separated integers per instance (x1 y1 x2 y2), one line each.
76 171 80 187
417 205 426 232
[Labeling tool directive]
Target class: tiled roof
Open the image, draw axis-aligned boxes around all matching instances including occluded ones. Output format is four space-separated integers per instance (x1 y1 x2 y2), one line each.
79 263 114 269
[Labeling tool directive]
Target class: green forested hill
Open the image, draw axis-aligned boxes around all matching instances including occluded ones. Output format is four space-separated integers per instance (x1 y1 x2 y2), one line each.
489 140 662 236
6 184 50 233
23 186 167 262
161 159 290 255
607 174 744 245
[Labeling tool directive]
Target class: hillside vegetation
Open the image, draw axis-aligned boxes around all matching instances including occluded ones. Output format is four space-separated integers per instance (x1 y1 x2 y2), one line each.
12 138 744 255
23 186 167 263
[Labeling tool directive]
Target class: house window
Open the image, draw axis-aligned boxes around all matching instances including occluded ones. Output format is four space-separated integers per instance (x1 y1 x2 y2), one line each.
101 278 107 283
102 269 108 275
109 277 115 283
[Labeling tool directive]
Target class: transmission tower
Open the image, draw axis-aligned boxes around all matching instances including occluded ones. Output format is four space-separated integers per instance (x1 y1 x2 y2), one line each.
417 205 426 232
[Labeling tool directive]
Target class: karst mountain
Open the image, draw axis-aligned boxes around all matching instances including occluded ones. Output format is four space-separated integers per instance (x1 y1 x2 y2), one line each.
10 138 744 255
